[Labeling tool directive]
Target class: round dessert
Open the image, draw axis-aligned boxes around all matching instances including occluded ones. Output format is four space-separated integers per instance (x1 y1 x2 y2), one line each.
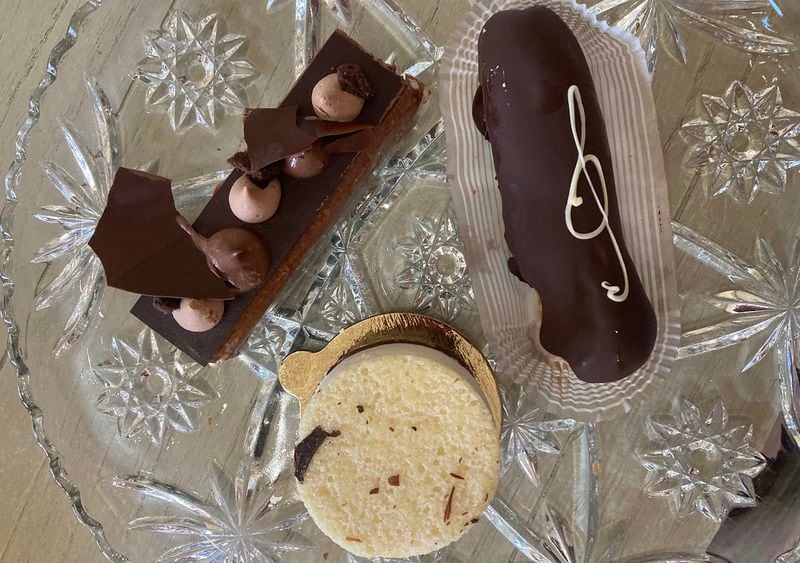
295 344 500 559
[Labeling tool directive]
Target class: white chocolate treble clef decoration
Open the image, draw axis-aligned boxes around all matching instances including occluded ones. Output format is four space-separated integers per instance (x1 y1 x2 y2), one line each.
564 85 629 303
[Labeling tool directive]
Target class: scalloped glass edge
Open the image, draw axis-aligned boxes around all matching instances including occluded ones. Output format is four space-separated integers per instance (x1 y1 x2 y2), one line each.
0 1 129 561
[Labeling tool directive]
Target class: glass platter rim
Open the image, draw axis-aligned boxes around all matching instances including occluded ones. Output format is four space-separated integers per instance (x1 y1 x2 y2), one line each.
0 1 127 560
4 0 798 561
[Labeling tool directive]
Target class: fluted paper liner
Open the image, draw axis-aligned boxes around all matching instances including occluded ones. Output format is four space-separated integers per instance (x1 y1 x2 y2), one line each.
439 0 680 421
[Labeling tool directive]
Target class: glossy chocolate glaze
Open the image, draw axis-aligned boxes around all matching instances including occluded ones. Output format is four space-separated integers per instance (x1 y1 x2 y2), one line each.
477 7 656 383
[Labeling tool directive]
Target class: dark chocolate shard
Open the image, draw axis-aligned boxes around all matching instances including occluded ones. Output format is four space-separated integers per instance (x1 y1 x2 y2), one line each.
478 7 656 383
337 63 375 99
244 106 317 171
243 106 373 172
294 426 340 483
303 118 373 139
88 167 234 300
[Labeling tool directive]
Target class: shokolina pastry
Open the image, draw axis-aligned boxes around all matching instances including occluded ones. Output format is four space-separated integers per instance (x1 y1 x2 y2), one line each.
294 344 500 559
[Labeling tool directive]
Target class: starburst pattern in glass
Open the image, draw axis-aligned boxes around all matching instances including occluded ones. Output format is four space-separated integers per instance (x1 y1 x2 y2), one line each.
134 11 257 133
674 222 800 372
395 209 475 322
113 455 311 561
637 397 766 523
32 77 118 355
94 329 217 445
499 384 579 487
588 0 794 74
680 81 800 204
238 313 300 380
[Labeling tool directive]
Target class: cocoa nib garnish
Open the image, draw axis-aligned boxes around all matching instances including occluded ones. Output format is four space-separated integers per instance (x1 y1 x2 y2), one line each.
389 426 395 432
369 487 380 495
152 296 180 314
444 486 455 523
388 475 400 486
323 553 329 560
345 536 362 543
294 426 341 483
227 152 280 184
450 473 464 480
471 517 479 524
356 405 364 413
411 426 417 431
337 64 375 99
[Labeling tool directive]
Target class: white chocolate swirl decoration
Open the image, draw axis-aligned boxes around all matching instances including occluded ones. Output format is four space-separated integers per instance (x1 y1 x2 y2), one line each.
565 85 629 303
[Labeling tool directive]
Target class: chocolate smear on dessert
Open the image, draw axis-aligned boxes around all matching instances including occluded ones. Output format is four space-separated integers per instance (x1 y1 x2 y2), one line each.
295 426 341 483
88 167 234 300
444 485 455 523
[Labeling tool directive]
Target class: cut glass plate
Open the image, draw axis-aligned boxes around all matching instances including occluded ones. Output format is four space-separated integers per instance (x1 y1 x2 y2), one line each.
3 0 800 562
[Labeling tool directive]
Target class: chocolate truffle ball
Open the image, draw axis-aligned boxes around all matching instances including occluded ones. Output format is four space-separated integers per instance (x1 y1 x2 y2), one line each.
229 176 281 224
205 228 270 292
283 146 328 179
172 298 224 332
311 73 365 122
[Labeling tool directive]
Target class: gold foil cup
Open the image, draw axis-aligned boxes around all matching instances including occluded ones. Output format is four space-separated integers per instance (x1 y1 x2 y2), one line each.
279 312 502 432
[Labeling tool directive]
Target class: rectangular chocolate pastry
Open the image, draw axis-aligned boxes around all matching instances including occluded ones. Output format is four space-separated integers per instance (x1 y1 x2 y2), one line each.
132 31 423 364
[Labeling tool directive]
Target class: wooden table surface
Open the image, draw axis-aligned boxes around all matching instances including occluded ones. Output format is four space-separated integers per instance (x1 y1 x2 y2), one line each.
1 3 109 560
1 1 797 562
